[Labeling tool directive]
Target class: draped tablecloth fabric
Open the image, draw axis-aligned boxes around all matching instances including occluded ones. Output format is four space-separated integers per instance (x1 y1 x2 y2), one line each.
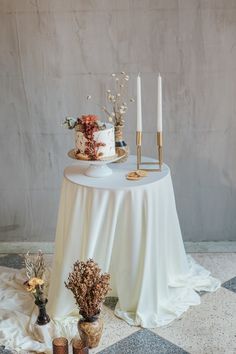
48 156 220 325
0 156 220 352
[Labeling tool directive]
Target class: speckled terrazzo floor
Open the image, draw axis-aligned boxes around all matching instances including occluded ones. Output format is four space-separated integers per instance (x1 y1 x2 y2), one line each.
0 253 236 354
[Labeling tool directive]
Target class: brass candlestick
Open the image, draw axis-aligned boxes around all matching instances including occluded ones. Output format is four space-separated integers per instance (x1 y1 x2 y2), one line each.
136 131 142 168
136 131 163 171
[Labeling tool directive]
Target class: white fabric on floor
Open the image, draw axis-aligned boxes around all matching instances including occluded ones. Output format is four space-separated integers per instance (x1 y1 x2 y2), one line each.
0 156 220 352
0 266 78 353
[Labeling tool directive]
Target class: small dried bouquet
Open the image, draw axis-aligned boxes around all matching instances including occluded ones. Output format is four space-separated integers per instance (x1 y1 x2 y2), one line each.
102 72 134 159
23 250 46 303
65 259 111 320
100 72 134 128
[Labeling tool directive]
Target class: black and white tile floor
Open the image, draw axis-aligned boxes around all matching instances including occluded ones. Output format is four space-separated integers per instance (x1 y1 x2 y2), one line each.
0 253 235 354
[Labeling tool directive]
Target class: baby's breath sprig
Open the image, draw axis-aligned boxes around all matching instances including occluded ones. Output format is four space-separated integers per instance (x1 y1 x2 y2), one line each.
104 72 134 127
24 250 45 280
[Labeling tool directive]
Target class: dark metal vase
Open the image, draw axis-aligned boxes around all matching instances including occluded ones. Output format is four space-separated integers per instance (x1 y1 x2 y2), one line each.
35 298 50 325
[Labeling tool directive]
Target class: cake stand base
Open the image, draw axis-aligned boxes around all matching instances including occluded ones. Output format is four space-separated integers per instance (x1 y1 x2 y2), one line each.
85 164 112 178
67 149 126 178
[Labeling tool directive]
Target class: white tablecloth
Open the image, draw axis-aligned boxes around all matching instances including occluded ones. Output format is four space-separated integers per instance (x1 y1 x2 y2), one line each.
48 156 220 327
0 156 220 352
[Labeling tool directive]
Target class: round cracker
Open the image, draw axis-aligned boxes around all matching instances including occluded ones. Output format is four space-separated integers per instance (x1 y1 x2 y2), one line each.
126 175 142 181
127 171 138 177
136 169 148 177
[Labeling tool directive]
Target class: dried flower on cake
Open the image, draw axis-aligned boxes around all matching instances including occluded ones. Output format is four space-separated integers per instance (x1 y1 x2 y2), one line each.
63 116 77 129
81 114 98 124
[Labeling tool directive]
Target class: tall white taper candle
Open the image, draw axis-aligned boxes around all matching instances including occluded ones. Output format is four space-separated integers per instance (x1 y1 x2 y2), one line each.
157 73 162 132
137 73 142 131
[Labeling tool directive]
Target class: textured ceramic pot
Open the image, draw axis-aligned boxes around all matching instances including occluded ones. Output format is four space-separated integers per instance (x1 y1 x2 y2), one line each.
78 316 103 348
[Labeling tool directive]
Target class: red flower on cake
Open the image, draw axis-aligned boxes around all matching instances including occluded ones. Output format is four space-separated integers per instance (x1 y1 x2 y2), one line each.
81 115 98 124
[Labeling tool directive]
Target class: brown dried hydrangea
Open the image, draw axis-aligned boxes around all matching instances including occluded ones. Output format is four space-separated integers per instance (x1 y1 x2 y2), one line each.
65 259 111 320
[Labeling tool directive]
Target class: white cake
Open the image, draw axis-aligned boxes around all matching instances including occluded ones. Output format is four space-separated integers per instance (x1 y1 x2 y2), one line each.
75 122 115 160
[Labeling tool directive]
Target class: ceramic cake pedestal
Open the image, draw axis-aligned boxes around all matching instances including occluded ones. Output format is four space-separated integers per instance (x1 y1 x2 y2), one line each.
84 163 112 177
68 149 125 177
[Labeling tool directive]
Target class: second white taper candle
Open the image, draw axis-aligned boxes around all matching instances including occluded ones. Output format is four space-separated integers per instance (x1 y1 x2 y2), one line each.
137 73 142 131
157 73 162 132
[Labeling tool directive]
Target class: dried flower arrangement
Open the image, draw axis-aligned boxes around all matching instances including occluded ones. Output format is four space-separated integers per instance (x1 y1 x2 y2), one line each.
24 250 46 301
65 259 111 320
63 114 104 131
63 115 106 160
87 72 134 129
23 250 50 324
87 72 134 161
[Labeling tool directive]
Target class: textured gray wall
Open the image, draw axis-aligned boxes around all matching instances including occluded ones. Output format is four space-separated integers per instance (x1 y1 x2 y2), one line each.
0 0 236 242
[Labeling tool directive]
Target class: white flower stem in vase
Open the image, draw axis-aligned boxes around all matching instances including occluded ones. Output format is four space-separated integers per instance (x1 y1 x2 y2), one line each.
110 72 131 163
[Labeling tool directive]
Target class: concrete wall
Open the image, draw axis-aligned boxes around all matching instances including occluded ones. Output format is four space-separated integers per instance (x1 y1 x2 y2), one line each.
0 0 236 242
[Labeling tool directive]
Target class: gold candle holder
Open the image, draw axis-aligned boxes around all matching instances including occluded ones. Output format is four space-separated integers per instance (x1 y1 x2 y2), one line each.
136 131 163 171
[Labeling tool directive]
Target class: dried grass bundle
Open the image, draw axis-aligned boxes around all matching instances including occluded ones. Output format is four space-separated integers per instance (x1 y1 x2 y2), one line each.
65 259 111 320
24 250 45 280
23 250 46 302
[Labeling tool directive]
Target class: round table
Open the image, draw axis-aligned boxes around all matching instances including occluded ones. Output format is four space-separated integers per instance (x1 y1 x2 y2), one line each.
48 156 220 328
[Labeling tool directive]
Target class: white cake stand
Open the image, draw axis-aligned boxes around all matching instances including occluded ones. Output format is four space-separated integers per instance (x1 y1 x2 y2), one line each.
68 149 125 177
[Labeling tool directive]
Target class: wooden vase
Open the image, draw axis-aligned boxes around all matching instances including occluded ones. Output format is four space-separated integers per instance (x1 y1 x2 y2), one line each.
52 337 68 354
78 316 103 349
72 338 89 354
